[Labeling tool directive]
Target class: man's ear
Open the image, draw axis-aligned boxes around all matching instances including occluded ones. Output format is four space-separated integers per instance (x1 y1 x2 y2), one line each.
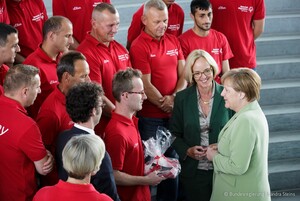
141 15 147 26
190 13 195 21
62 72 71 83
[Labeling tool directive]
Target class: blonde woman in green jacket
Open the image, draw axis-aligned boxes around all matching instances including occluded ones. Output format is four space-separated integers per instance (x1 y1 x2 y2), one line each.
170 49 233 201
207 68 271 201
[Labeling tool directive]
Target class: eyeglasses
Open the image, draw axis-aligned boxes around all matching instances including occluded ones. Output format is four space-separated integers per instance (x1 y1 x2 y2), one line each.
126 91 145 95
193 67 213 78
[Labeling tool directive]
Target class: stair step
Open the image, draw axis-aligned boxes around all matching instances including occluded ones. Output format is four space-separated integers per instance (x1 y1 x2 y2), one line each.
262 79 300 90
270 130 300 143
260 79 300 106
262 104 300 116
268 158 300 191
261 104 300 132
256 34 300 57
257 55 300 80
269 130 300 161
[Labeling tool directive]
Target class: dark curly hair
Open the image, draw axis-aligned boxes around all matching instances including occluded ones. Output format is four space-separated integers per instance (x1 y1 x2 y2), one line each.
66 82 104 123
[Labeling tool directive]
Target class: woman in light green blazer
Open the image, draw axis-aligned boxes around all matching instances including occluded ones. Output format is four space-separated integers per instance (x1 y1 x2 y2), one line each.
207 68 271 201
170 50 233 201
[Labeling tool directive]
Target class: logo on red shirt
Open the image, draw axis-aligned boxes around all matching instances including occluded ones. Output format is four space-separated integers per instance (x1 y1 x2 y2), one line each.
0 7 4 14
73 6 82 11
0 125 9 136
118 54 129 61
166 49 178 56
238 6 254 13
211 48 223 55
168 24 180 31
32 13 45 22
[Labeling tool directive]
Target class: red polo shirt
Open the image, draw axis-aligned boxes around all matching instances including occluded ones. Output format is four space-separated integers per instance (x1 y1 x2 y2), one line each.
36 86 73 156
7 0 48 58
130 31 184 118
0 0 10 24
0 64 9 95
127 3 184 48
0 95 47 201
105 112 151 201
77 34 130 136
52 0 111 43
179 29 233 83
211 0 265 68
23 47 60 119
36 86 73 186
33 180 113 201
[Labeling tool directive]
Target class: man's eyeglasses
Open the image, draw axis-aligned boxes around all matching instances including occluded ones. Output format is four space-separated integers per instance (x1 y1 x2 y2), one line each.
192 67 213 78
126 91 145 95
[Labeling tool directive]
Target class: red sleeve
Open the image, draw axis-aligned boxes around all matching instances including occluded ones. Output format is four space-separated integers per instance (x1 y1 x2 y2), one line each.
127 6 144 46
0 0 10 24
178 34 189 59
130 41 151 74
40 0 48 21
52 0 65 16
176 4 185 36
219 33 234 60
254 0 266 20
36 110 60 154
19 123 47 162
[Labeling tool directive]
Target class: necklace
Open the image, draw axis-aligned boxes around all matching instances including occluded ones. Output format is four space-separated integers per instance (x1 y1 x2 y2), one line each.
200 98 211 105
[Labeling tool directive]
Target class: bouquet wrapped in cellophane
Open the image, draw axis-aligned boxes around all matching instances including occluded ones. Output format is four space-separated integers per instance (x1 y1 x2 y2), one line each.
143 126 181 178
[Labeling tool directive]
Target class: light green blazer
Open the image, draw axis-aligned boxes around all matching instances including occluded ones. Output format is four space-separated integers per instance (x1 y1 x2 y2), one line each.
210 101 271 201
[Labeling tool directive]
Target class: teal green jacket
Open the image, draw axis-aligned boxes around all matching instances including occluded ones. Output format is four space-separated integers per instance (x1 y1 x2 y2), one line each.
170 83 233 177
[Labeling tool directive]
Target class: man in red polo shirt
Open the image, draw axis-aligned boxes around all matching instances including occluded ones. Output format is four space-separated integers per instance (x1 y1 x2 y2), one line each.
179 0 233 84
126 0 184 50
210 0 265 69
0 64 53 201
105 68 164 201
36 51 90 186
53 0 111 50
6 0 48 63
77 3 131 138
0 0 10 24
0 23 20 95
23 16 74 119
129 0 186 200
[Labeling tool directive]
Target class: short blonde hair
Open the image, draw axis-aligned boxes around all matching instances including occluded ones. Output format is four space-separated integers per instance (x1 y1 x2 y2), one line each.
185 49 219 84
63 134 105 179
221 68 261 101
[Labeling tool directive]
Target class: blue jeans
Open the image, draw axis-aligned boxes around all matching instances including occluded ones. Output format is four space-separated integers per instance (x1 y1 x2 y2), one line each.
138 117 179 201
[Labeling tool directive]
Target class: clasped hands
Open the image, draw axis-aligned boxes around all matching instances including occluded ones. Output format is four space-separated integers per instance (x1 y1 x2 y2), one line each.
159 95 175 113
187 144 218 161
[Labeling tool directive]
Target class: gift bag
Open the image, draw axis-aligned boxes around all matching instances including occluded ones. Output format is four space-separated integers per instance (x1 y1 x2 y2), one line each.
143 126 181 178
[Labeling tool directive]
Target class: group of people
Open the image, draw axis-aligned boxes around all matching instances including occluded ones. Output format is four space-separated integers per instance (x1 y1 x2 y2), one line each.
0 0 271 201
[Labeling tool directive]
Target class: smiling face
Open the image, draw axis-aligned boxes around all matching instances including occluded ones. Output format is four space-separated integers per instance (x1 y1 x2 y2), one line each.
92 9 120 44
192 57 214 89
0 33 20 65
